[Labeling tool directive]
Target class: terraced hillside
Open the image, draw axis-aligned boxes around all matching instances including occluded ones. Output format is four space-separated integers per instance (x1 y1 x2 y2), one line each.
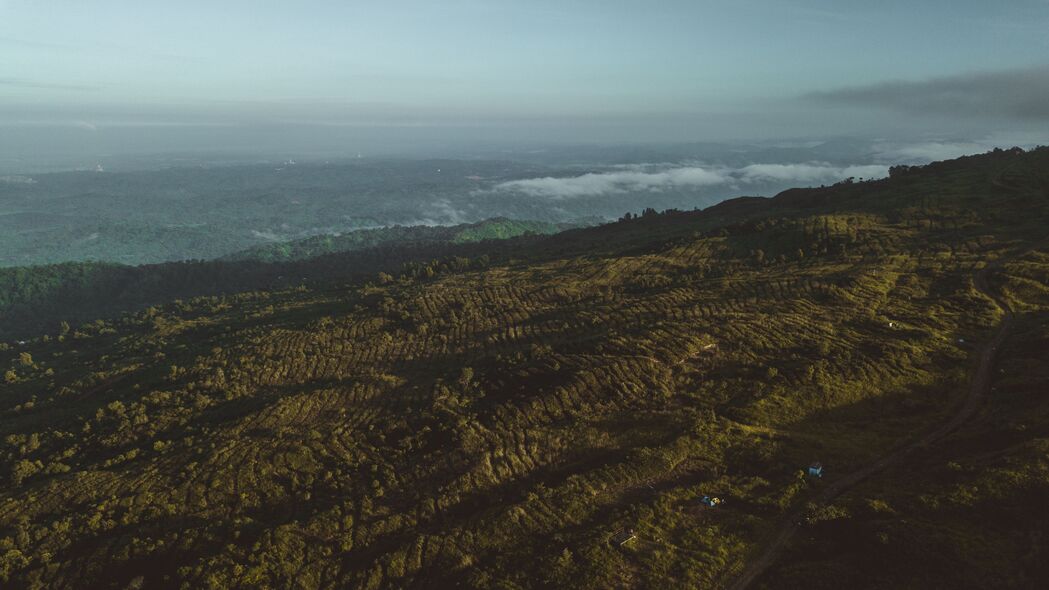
750 241 1049 589
1 148 1048 589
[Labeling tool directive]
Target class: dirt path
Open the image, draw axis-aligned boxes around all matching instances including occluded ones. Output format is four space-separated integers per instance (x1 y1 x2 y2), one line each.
724 261 1014 590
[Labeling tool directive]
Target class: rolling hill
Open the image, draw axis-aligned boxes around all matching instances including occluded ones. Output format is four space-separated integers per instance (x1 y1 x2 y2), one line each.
0 219 579 341
1 147 1047 589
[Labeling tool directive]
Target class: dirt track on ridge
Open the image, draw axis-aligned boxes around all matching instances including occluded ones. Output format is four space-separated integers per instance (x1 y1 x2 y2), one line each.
724 260 1014 590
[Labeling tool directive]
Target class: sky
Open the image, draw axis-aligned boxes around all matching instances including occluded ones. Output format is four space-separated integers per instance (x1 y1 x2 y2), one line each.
1 0 1048 152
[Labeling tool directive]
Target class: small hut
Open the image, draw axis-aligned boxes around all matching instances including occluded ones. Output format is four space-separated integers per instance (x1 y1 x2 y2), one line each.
611 529 637 547
807 462 823 478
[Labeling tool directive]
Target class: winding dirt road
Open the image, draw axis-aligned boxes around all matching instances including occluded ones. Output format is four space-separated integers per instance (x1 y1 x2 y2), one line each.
725 261 1014 590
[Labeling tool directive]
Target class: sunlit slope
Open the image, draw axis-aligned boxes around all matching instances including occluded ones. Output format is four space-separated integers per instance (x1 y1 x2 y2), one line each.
752 243 1049 590
0 223 570 341
0 148 1047 589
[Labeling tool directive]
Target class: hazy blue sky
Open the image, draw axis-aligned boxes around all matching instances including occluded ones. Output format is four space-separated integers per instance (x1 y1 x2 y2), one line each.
2 0 1048 143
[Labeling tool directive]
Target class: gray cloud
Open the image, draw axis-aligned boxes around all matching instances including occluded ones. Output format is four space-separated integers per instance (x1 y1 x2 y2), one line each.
874 134 1047 162
807 65 1049 120
0 36 78 51
878 141 993 162
0 35 199 62
0 77 99 91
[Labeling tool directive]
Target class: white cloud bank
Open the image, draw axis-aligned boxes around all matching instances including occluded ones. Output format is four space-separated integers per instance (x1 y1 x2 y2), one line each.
739 163 888 183
492 167 727 199
490 163 889 199
875 134 1047 162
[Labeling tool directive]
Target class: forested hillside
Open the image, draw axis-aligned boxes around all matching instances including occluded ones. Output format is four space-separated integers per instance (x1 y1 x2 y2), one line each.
0 219 579 340
1 148 1047 589
222 218 577 263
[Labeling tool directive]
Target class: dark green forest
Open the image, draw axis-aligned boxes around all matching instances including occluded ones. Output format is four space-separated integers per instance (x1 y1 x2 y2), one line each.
0 218 578 340
222 218 577 263
1 148 1047 589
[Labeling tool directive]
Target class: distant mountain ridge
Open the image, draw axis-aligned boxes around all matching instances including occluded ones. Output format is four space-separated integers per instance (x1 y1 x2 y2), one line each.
222 218 581 263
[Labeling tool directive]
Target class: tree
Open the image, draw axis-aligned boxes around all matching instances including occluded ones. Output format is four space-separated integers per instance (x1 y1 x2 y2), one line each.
546 548 577 586
0 549 30 583
11 460 41 486
458 367 475 389
889 165 912 178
